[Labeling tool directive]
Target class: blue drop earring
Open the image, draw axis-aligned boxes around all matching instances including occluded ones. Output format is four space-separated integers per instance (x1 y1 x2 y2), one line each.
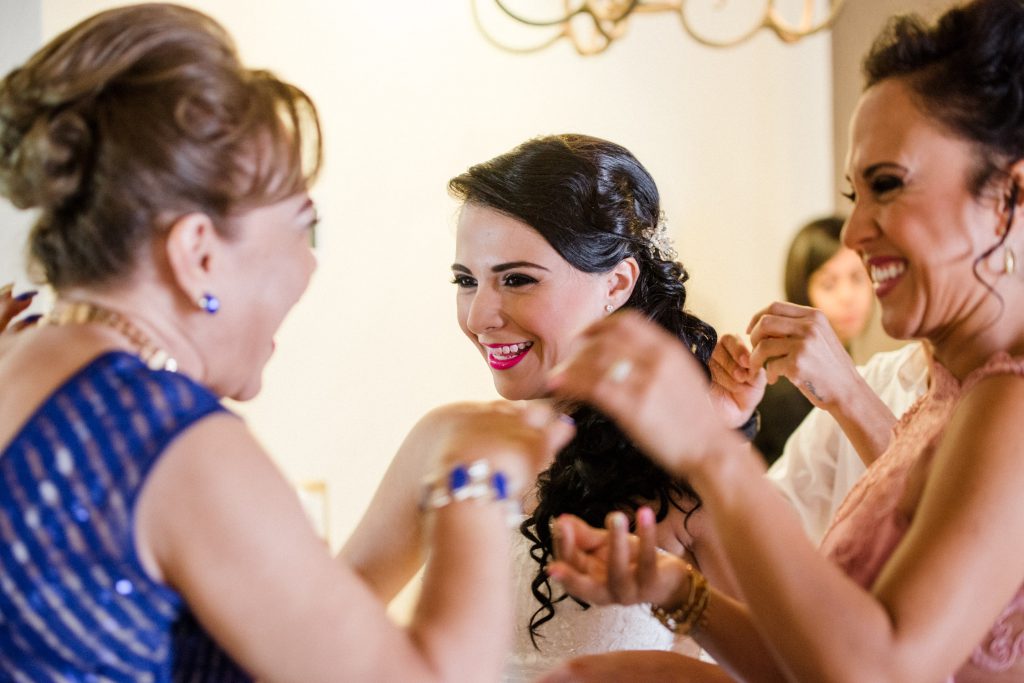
197 292 220 314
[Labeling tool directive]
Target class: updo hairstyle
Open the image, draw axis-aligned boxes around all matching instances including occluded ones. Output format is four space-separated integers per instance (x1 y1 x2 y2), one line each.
449 133 717 646
0 3 322 289
864 0 1024 197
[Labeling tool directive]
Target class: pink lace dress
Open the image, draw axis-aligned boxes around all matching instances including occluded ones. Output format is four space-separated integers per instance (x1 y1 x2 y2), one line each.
820 352 1024 682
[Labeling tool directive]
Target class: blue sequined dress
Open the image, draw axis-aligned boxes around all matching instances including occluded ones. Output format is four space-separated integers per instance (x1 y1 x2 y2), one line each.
0 351 251 682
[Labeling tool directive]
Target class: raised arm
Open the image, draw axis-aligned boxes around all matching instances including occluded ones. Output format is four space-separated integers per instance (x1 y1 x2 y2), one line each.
766 342 928 542
747 302 897 465
137 401 573 683
548 311 1024 682
339 413 446 601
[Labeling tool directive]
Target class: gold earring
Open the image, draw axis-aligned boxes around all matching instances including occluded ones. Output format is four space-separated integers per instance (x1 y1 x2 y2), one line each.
1005 247 1017 275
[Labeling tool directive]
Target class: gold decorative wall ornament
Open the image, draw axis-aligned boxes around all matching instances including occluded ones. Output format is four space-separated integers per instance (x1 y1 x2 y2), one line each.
472 0 847 56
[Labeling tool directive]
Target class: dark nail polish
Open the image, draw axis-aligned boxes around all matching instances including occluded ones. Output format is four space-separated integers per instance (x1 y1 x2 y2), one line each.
13 290 38 302
18 314 42 325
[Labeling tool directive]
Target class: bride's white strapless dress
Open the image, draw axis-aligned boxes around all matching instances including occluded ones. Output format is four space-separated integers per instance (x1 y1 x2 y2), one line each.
503 520 700 683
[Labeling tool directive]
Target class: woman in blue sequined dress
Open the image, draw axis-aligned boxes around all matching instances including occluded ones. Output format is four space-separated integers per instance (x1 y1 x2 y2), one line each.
0 4 572 681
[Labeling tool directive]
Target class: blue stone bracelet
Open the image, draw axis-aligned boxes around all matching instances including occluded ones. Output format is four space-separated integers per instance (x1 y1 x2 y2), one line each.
420 459 513 511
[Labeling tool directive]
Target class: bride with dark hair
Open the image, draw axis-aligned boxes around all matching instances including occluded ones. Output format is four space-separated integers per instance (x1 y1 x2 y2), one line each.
343 133 752 681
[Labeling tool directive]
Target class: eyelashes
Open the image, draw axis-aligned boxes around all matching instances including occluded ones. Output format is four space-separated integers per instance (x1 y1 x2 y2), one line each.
501 273 538 287
870 175 903 195
840 174 904 204
450 273 539 288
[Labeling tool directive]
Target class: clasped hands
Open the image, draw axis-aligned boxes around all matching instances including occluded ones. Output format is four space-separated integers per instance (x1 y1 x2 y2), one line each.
538 302 860 616
712 301 861 415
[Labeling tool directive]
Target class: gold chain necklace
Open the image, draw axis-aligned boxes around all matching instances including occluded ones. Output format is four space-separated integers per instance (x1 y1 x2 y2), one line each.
44 300 179 372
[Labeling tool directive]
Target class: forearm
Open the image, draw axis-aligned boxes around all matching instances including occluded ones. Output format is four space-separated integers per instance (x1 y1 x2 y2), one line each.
823 371 897 466
339 415 438 600
686 588 789 683
339 505 425 602
408 502 513 683
691 444 899 682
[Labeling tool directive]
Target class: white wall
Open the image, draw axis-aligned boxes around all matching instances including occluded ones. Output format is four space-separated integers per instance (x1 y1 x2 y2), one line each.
0 0 40 303
4 1 833 550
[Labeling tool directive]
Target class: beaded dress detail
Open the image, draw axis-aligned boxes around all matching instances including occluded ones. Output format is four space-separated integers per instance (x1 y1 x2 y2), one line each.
820 352 1024 682
0 352 251 682
503 517 699 682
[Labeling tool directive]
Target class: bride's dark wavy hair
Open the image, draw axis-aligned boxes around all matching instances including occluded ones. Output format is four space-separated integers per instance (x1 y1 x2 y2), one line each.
448 134 717 647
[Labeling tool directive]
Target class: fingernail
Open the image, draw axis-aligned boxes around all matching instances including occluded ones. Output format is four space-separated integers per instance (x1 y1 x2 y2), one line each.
558 413 575 426
13 290 37 301
17 314 42 326
637 506 655 525
610 512 627 530
0 284 12 298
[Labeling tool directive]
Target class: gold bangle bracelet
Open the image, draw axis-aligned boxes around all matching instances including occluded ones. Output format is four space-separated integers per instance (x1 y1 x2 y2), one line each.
650 565 710 636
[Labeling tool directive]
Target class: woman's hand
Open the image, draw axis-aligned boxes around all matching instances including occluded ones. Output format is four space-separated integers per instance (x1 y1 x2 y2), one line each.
708 334 766 428
548 310 738 475
0 284 39 334
430 400 575 494
546 507 691 610
746 301 861 409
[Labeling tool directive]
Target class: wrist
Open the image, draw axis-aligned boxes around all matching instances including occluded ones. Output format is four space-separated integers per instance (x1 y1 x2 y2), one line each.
737 409 760 441
821 369 872 418
689 429 754 503
437 444 530 493
420 459 520 512
651 563 710 636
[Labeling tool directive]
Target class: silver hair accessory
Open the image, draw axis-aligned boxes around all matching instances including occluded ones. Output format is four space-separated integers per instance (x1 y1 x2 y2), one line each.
641 211 677 261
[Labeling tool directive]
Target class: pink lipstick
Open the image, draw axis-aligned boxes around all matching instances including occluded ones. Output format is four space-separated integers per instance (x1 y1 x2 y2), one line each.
483 341 533 370
867 256 908 299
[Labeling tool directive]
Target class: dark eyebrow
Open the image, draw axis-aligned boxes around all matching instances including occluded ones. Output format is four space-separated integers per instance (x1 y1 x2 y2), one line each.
450 261 550 274
862 162 906 180
491 261 549 273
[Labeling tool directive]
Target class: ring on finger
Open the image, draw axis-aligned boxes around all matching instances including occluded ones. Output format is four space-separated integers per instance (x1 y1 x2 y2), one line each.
606 358 633 384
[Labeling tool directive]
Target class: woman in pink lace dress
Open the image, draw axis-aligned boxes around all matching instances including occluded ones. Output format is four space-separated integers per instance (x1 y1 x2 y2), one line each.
537 1 1024 681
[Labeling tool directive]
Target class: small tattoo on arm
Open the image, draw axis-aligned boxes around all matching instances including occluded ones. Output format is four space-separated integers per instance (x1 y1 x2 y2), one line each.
803 380 824 402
